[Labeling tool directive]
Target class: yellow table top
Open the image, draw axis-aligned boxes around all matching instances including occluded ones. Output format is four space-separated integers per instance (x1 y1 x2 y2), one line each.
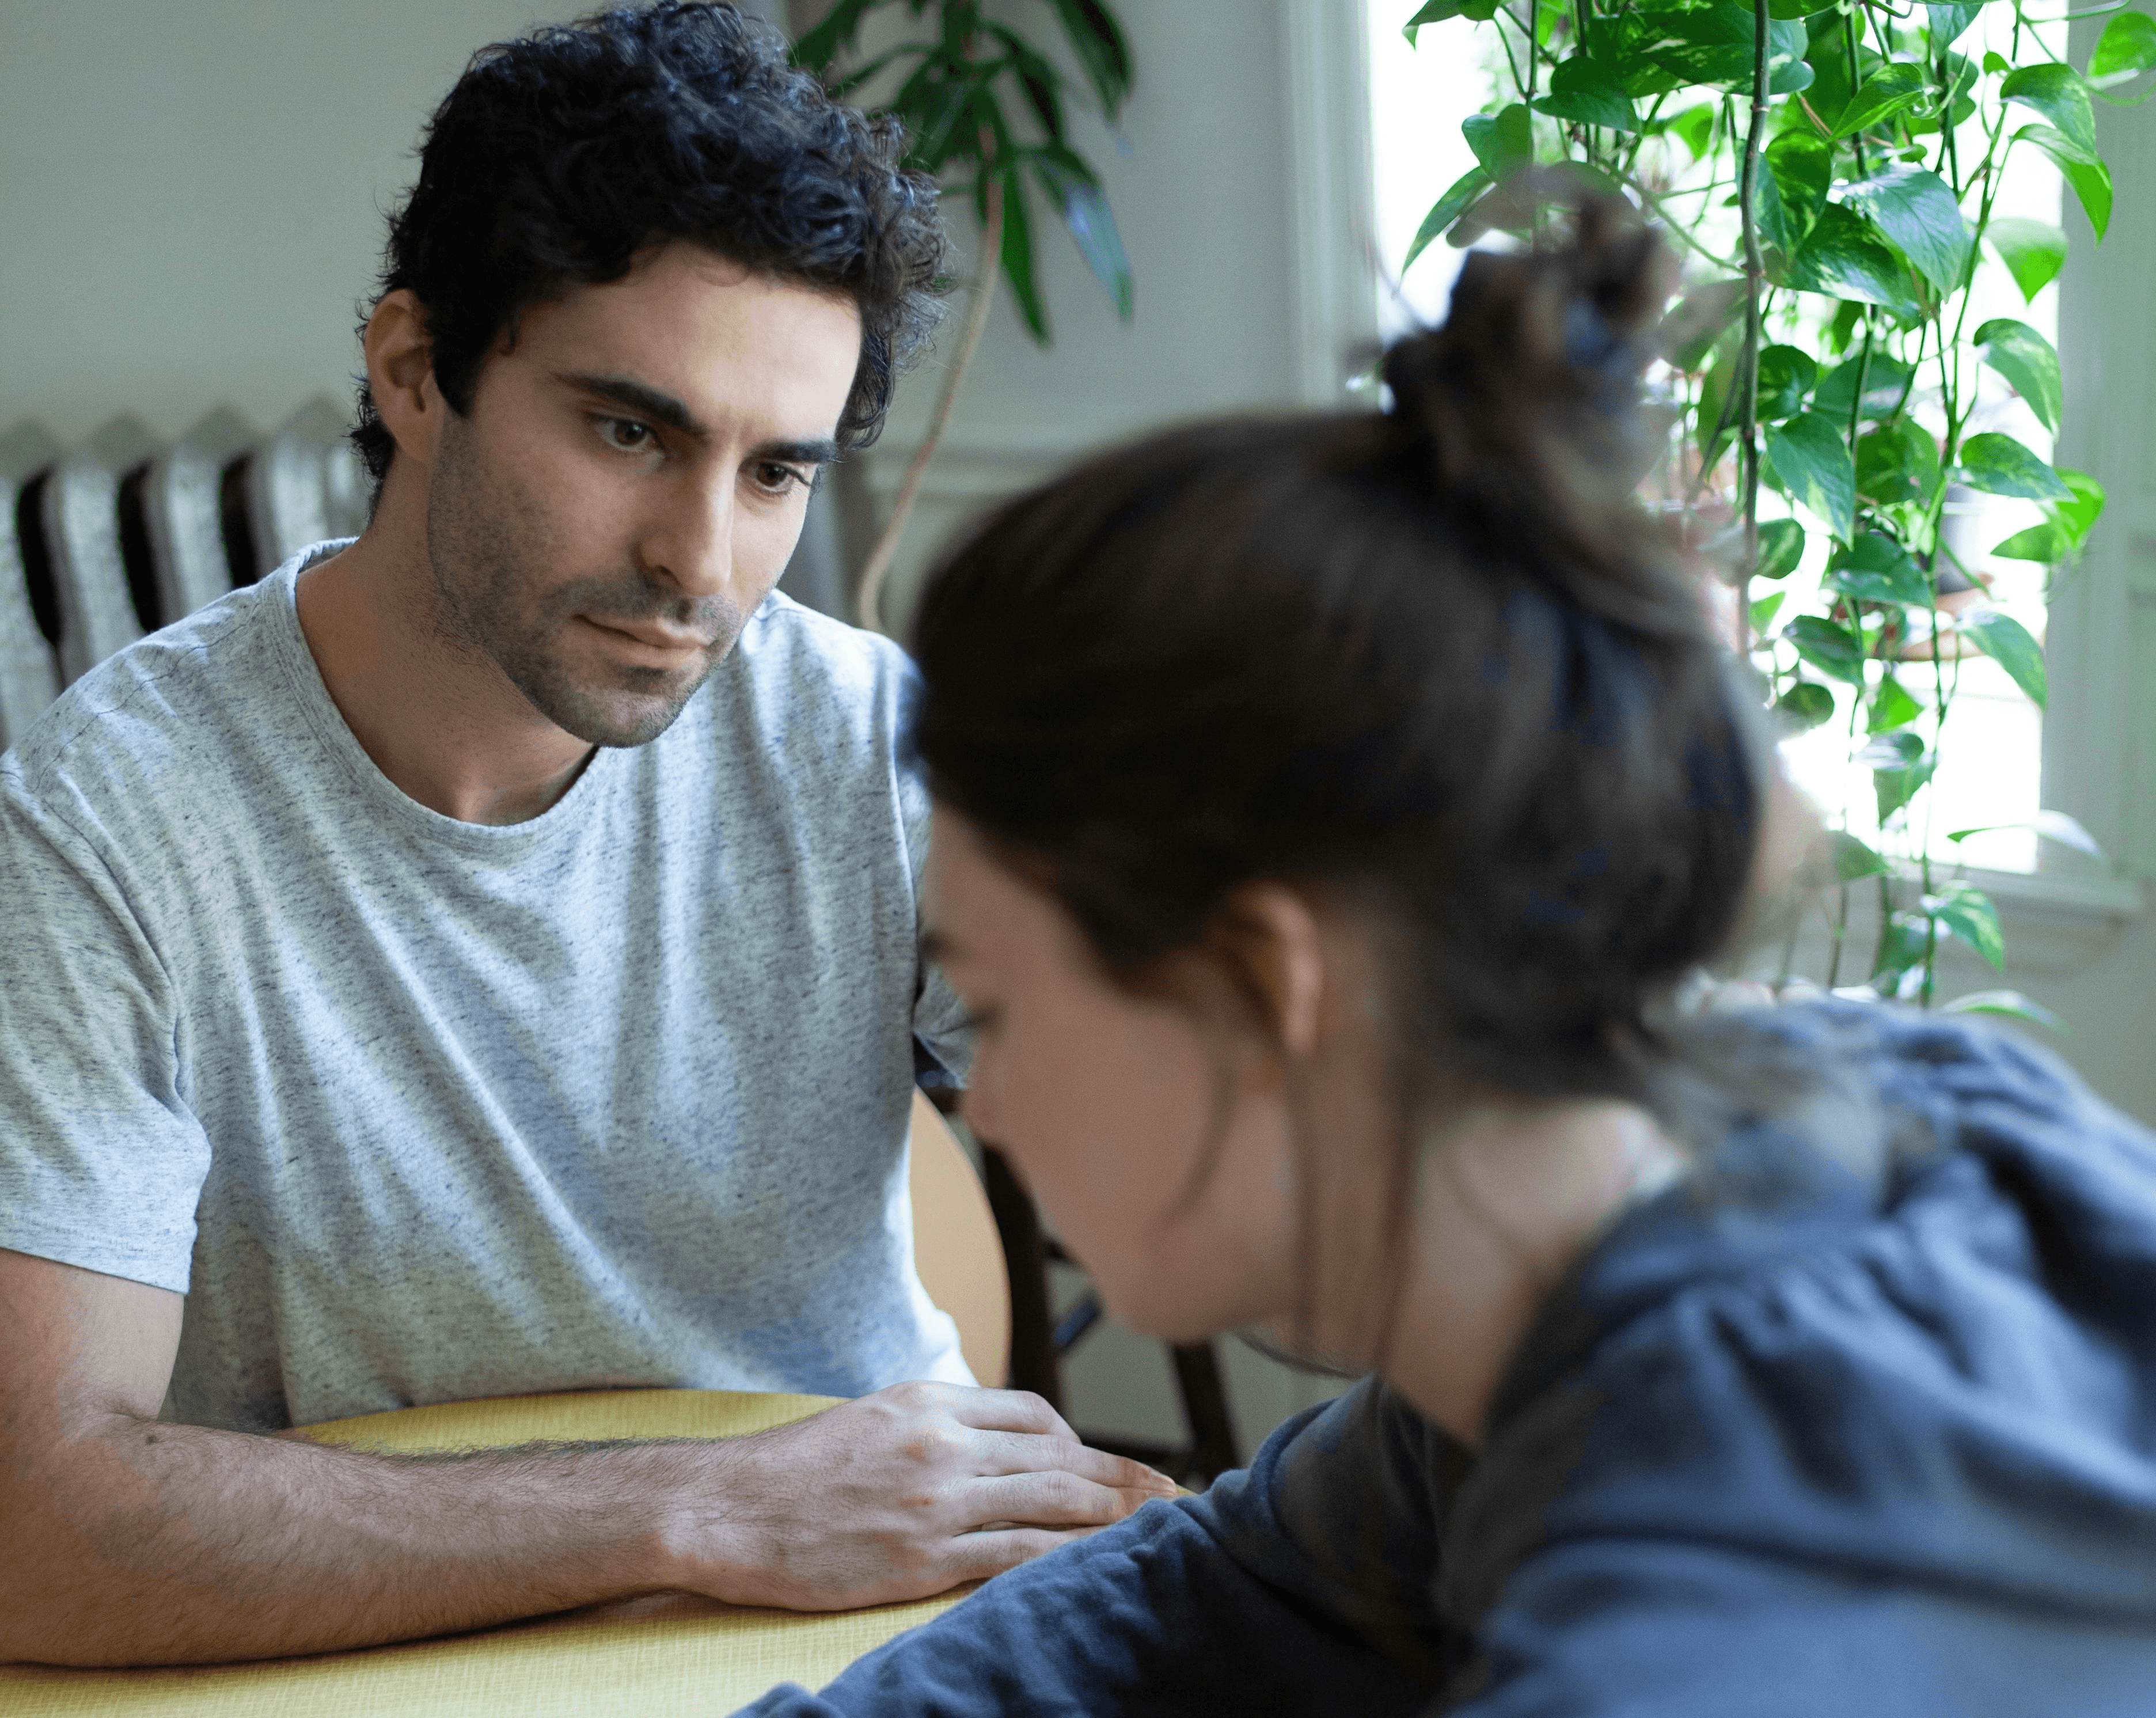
0 1390 970 1718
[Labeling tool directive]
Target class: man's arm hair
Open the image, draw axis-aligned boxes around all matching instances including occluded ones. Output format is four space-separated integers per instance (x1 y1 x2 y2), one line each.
0 1249 1174 1667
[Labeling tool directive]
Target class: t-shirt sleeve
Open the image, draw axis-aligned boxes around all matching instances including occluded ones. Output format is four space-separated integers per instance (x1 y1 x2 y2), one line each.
0 765 209 1290
731 1378 1455 1717
893 703 974 1090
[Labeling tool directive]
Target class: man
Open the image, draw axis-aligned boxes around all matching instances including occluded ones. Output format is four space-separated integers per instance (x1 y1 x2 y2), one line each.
0 2 1169 1668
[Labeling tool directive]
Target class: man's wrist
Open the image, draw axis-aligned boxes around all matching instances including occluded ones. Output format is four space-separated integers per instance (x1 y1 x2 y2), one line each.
631 1432 768 1605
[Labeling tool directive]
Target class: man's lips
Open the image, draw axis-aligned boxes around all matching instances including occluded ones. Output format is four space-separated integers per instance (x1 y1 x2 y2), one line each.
579 616 716 661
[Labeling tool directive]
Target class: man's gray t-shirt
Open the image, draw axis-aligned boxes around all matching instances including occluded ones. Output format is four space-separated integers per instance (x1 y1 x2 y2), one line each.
0 543 974 1431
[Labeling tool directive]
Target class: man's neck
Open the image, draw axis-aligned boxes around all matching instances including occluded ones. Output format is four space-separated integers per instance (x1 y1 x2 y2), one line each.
294 477 594 826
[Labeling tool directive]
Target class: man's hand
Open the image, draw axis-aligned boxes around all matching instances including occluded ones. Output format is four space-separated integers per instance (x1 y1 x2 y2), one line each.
666 1382 1179 1611
0 1249 1175 1666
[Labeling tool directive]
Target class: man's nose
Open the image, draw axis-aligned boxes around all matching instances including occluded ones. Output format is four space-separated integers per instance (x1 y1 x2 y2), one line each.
643 473 736 601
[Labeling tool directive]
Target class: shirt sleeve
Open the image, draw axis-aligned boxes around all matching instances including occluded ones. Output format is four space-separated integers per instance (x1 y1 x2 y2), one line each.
893 693 974 1090
731 1378 1457 1718
0 763 208 1290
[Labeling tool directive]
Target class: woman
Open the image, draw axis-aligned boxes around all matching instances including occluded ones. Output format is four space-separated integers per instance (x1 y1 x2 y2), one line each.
745 203 2156 1715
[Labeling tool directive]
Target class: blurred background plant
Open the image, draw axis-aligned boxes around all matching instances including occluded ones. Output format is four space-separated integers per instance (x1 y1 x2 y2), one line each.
792 0 1136 623
1399 0 2156 1022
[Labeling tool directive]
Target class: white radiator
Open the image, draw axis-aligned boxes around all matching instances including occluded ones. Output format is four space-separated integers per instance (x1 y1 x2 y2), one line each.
0 399 366 749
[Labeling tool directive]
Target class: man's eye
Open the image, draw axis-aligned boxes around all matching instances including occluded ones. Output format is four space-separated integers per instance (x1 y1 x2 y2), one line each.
597 418 655 452
751 462 810 495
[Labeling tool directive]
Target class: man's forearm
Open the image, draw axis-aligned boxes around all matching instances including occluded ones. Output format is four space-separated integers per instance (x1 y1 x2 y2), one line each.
6 1412 703 1666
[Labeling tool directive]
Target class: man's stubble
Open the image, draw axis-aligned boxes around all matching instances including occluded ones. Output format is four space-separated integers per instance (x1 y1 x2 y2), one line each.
422 415 744 749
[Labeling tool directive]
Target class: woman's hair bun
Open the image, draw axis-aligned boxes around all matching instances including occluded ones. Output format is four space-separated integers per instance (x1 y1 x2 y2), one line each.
1381 179 1672 523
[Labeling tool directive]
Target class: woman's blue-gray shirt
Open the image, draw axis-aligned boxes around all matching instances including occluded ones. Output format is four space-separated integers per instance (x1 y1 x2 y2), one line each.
745 999 2156 1715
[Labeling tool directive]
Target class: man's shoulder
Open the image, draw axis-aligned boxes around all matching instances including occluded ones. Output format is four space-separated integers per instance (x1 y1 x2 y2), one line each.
4 568 298 824
707 591 920 754
734 590 914 697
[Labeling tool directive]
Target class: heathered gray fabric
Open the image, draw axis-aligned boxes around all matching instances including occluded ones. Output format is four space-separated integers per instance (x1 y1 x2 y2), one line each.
0 543 974 1431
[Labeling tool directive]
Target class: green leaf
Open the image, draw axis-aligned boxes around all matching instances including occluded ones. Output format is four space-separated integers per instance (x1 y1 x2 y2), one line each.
2034 808 2106 859
1661 278 1747 373
1752 590 1786 634
1958 431 2073 501
1642 3 1809 85
1755 345 1819 420
1855 419 1944 509
1698 351 1737 464
1669 104 1717 160
2002 62 2098 153
1869 672 1925 733
995 159 1050 343
1860 729 1936 821
2017 125 2113 239
1958 608 2048 706
1835 61 1928 136
1871 908 1935 991
1949 810 2106 860
1925 879 2006 970
1031 156 1133 318
1766 412 1858 541
1538 54 1639 132
1766 134 1833 245
1827 530 1933 606
788 0 877 73
1926 3 1984 48
1405 0 1500 43
1787 613 1868 684
1942 989 2065 1030
1777 681 1838 731
1843 165 1971 294
2055 466 2107 545
1782 204 1926 319
1991 521 2073 562
1404 168 1491 275
1042 0 1133 120
1813 352 1916 423
1833 830 1891 881
1985 217 2067 302
2092 9 2156 87
1757 517 1806 579
1463 104 1535 181
1972 319 2062 433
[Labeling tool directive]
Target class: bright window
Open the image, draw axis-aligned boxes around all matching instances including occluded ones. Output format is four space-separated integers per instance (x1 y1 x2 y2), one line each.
1365 5 2064 877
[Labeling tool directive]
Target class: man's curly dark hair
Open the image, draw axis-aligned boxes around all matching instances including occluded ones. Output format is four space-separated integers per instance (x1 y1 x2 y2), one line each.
351 1 947 490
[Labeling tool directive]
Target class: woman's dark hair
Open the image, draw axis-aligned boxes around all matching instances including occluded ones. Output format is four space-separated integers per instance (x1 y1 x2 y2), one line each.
350 0 946 491
912 195 1771 1129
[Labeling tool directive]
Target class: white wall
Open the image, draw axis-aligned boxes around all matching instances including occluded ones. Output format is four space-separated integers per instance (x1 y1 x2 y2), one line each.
0 0 557 447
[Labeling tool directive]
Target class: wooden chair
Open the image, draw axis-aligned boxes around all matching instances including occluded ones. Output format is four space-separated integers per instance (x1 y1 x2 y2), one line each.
906 1089 1010 1386
0 420 63 749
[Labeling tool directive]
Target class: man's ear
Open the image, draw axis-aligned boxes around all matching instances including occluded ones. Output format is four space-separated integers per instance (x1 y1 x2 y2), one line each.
1210 883 1331 1057
363 290 446 468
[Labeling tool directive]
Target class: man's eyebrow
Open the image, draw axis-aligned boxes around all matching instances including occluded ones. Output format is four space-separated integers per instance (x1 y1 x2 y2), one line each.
558 372 708 438
749 435 841 467
558 372 838 467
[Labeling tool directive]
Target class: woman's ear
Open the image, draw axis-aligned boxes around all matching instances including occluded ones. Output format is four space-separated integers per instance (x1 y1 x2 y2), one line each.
363 290 447 468
1211 883 1333 1057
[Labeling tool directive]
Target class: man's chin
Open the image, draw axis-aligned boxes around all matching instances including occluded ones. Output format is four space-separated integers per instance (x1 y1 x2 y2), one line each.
516 666 716 749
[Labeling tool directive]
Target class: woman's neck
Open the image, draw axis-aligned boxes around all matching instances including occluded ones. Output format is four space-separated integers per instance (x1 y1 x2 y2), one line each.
1380 1097 1684 1448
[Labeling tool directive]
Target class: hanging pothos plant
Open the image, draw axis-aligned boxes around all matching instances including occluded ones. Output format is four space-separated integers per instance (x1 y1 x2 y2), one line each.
1402 0 2155 1023
793 0 1136 625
